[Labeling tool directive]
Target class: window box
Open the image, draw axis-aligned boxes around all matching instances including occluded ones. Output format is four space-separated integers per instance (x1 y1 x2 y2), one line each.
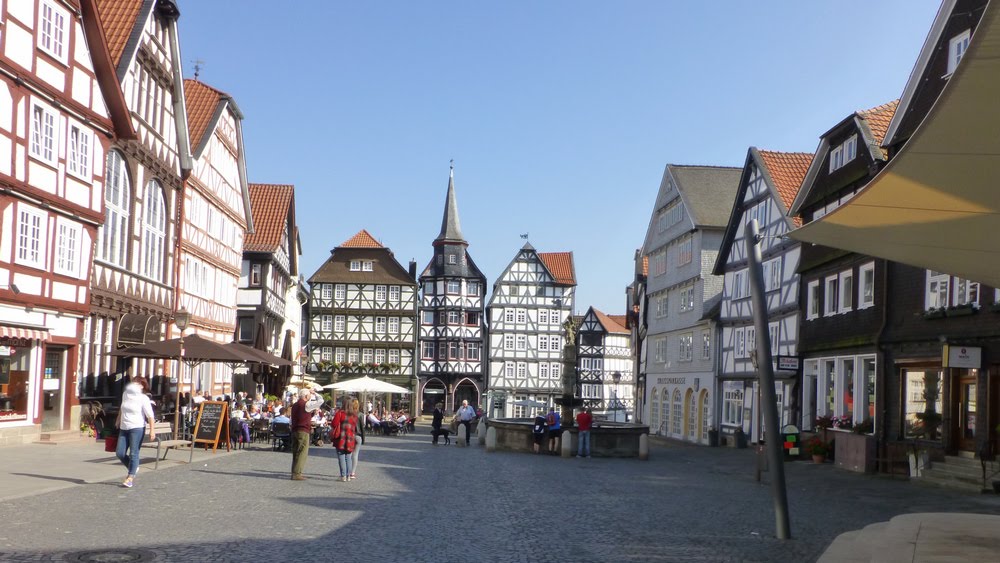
923 308 946 320
947 303 977 317
989 302 1000 313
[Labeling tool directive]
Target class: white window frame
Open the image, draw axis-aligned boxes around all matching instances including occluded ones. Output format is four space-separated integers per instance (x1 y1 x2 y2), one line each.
388 349 400 364
504 362 515 377
466 343 479 361
54 218 81 278
321 284 333 300
67 121 92 180
334 315 346 332
421 311 434 325
858 262 875 310
375 317 387 334
504 309 515 323
504 334 514 351
375 349 386 364
349 260 361 271
679 333 693 362
807 280 820 320
388 317 399 334
516 335 527 351
953 278 980 308
677 236 693 266
702 329 711 360
30 101 58 165
516 362 527 378
446 280 461 294
732 270 748 300
335 348 346 362
824 275 838 316
362 260 373 272
335 284 346 299
388 285 400 301
539 363 549 379
516 309 526 323
948 29 971 76
422 342 435 359
321 315 333 332
838 270 854 313
734 328 745 359
16 205 47 270
38 0 69 63
141 181 166 281
375 285 387 301
362 348 373 364
925 271 950 310
467 281 480 296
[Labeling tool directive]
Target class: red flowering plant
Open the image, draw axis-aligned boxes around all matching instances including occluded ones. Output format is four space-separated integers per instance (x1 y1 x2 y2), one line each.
804 436 831 457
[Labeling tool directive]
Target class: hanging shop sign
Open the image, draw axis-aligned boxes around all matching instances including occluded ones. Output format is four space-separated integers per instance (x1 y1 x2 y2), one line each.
942 345 981 369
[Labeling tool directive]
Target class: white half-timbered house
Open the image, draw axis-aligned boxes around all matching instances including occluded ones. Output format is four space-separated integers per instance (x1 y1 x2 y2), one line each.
78 0 192 418
417 167 486 414
641 165 740 443
237 183 299 395
178 79 252 397
712 148 811 445
307 230 418 412
486 243 575 418
0 0 133 443
576 308 633 421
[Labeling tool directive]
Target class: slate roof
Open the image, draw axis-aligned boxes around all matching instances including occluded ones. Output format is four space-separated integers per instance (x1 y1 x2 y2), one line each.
757 150 813 212
95 0 143 68
668 165 743 228
339 230 383 249
245 184 294 253
436 170 465 243
184 79 226 155
538 252 576 285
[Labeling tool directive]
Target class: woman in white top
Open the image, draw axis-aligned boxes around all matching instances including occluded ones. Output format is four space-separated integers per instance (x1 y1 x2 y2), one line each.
115 375 155 488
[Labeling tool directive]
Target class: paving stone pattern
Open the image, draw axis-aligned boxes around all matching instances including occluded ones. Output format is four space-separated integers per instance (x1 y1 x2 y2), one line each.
1 430 999 562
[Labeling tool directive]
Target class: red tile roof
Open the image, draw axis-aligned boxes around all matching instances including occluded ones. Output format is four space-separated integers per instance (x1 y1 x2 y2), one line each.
858 100 899 146
245 184 294 253
95 0 143 68
184 79 227 153
592 309 629 334
538 252 575 285
757 150 813 213
339 230 383 249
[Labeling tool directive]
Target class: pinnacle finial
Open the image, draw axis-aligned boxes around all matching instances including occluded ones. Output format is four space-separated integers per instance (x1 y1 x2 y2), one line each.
450 159 454 177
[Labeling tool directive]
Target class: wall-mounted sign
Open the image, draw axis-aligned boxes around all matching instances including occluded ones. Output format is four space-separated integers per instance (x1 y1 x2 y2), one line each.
0 336 30 348
0 346 11 356
943 345 981 369
777 356 800 371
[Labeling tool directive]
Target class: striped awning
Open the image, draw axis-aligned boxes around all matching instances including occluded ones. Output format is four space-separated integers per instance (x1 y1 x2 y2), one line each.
0 325 49 341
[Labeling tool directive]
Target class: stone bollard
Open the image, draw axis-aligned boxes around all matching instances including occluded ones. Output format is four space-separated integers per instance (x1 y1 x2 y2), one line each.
639 433 649 461
561 429 573 458
485 426 497 452
477 419 486 446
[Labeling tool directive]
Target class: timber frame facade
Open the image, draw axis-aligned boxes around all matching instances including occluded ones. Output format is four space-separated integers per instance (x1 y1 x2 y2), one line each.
486 243 576 418
417 168 486 414
307 230 418 412
0 0 133 443
576 307 633 420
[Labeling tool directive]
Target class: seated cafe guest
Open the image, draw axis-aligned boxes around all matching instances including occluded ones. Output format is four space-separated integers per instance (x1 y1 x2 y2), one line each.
272 407 290 426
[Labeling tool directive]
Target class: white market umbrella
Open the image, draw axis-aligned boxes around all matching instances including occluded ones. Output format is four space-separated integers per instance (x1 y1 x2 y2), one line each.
322 375 411 394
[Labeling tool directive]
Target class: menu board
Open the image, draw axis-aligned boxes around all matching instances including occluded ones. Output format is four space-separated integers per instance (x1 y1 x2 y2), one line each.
193 401 228 452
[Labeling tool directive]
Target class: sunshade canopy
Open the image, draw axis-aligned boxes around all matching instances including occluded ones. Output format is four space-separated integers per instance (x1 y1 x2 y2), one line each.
110 334 245 364
789 2 1000 286
225 341 295 366
323 375 411 394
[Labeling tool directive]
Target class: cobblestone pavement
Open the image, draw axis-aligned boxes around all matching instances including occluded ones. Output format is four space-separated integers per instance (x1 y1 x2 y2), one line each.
1 428 999 562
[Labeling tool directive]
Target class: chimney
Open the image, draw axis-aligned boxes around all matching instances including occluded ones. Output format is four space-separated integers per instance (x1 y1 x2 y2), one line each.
409 259 417 280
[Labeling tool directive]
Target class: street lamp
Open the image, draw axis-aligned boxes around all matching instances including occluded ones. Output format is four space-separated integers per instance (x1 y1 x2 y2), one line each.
172 307 190 440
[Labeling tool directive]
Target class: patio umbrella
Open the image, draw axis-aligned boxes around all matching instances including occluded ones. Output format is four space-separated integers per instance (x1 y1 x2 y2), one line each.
226 341 294 367
277 329 295 393
323 375 411 394
110 334 246 363
512 399 546 408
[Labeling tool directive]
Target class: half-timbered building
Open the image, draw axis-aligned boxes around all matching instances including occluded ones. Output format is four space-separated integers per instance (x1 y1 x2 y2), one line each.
307 230 418 410
712 148 811 445
0 0 133 443
486 243 575 417
79 0 192 418
788 101 898 435
642 165 740 443
417 168 486 414
576 307 632 421
236 183 299 394
177 78 252 397
626 253 647 423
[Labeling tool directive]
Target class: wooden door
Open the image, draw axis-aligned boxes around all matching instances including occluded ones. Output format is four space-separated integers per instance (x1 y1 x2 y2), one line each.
954 373 978 452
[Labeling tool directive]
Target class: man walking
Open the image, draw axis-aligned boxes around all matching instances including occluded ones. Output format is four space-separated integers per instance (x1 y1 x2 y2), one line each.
546 406 561 454
290 388 323 480
576 408 593 458
456 400 477 446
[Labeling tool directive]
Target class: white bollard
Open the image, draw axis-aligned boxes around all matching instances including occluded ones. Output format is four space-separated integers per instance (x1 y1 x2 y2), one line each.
485 426 497 452
477 419 486 445
561 429 573 458
639 433 649 461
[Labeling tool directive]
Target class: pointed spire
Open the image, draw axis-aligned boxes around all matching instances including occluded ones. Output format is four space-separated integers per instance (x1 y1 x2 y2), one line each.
435 161 465 244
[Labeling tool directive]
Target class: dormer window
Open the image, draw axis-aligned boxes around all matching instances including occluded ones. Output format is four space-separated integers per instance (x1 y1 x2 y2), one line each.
447 254 457 264
948 29 971 75
362 260 373 271
829 134 858 173
350 260 361 271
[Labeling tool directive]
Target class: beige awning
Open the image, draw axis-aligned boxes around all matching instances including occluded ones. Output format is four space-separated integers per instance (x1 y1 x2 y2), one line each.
789 2 1000 286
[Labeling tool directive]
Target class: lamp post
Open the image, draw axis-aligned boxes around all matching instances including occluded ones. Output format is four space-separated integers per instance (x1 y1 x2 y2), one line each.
612 371 622 422
172 307 189 440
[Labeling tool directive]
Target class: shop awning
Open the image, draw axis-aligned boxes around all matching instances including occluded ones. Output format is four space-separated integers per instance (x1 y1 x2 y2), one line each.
0 325 49 341
789 2 1000 286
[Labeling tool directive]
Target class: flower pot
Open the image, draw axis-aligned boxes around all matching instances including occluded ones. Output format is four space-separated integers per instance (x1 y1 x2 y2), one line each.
812 454 826 464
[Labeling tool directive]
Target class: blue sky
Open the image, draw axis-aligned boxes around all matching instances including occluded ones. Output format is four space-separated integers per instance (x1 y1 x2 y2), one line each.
177 1 939 314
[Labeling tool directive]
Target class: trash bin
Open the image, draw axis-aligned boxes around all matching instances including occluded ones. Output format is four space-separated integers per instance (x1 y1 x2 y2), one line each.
734 428 748 449
708 429 719 447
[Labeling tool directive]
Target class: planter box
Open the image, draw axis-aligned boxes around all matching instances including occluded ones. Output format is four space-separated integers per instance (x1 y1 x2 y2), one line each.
834 432 876 474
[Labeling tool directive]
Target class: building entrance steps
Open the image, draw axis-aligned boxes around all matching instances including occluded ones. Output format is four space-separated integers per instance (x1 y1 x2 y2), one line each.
919 455 995 492
819 513 1000 562
35 430 94 445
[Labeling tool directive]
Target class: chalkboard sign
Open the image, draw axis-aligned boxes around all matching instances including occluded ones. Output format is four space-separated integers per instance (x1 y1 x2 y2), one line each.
193 401 228 452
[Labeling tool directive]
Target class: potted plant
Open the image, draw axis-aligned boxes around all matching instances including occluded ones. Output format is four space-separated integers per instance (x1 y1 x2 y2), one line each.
853 418 874 435
805 436 831 463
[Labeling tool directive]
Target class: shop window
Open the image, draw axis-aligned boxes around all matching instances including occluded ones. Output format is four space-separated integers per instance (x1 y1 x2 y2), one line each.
0 349 33 422
650 388 660 433
903 369 943 440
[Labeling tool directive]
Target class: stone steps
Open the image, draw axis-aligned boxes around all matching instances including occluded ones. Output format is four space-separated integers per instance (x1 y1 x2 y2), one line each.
34 430 94 445
919 455 991 492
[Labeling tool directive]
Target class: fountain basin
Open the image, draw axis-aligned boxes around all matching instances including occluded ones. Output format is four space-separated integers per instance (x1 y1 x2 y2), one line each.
488 418 649 458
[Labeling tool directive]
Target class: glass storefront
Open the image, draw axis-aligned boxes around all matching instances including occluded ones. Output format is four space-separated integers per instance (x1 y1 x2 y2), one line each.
0 347 34 423
903 368 943 440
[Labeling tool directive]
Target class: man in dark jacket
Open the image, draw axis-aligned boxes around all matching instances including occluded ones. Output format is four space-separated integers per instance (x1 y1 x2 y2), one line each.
290 389 322 480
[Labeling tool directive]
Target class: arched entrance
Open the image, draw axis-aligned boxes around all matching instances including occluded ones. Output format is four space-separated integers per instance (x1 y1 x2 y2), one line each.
453 378 480 413
422 378 446 415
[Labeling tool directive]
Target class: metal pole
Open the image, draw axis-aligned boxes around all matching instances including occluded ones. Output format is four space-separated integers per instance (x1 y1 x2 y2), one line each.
744 219 791 540
173 335 184 440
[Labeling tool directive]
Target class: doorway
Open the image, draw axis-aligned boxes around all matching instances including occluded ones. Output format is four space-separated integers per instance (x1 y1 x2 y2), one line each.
953 370 978 452
41 349 66 432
